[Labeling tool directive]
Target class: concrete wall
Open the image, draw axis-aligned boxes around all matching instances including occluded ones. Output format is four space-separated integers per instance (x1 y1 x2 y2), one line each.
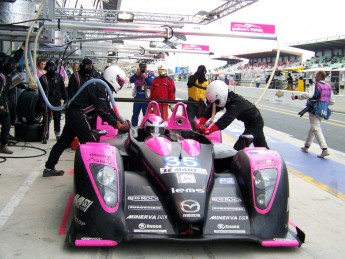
232 86 345 114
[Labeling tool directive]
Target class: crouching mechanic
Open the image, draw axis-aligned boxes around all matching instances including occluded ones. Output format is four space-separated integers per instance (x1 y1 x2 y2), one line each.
43 66 129 177
195 80 269 151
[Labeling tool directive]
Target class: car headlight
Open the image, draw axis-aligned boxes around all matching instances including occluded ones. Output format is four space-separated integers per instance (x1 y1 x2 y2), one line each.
97 167 116 186
90 164 118 209
253 168 278 210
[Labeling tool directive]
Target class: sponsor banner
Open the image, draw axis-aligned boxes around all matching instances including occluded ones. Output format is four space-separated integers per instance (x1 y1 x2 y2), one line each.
160 167 207 175
182 44 209 51
231 22 275 34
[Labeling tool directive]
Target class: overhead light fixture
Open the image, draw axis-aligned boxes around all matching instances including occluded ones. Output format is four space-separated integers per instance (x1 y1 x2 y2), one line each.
194 11 211 20
117 12 134 22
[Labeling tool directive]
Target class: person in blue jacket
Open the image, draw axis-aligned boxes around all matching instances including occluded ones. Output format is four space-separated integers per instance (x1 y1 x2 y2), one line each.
130 62 154 127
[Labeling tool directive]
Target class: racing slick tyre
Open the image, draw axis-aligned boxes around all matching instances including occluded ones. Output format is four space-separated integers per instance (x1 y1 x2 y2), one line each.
231 148 289 239
16 89 43 124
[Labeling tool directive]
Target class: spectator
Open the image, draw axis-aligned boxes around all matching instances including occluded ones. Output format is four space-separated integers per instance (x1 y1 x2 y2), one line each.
287 73 293 90
130 63 153 126
186 65 209 129
291 71 334 158
255 75 261 88
39 61 67 144
36 58 47 79
150 64 175 121
196 80 269 151
224 75 229 85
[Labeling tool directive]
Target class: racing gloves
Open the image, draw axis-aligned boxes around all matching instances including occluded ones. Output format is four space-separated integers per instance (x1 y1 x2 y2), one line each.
116 120 130 133
200 123 219 135
195 117 208 130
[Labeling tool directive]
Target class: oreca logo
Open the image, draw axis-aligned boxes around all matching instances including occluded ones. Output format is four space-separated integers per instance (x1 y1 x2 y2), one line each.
180 200 200 213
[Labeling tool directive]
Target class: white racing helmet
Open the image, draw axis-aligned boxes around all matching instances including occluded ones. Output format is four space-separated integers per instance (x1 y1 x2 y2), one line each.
144 114 165 136
206 80 229 107
102 66 126 93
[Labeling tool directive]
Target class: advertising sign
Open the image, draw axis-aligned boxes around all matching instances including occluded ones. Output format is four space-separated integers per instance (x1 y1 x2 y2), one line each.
182 44 210 51
230 22 275 34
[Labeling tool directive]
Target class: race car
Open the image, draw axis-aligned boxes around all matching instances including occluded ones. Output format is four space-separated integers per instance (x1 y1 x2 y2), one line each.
68 101 305 247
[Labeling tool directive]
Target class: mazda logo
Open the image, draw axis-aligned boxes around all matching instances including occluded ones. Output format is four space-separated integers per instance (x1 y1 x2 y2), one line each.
180 200 200 213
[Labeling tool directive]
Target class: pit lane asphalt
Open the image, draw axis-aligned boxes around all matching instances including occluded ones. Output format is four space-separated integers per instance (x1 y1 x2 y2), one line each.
0 85 345 259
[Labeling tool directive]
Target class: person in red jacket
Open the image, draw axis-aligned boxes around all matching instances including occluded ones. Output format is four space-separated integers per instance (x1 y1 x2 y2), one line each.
149 65 175 121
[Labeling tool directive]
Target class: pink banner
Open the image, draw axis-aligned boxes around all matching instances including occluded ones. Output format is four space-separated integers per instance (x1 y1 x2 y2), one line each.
182 44 209 51
231 22 275 34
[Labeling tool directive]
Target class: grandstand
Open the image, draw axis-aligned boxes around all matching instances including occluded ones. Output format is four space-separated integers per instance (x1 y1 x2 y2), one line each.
211 36 345 94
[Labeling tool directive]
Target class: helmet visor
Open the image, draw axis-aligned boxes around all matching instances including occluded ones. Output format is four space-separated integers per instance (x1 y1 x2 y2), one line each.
146 125 164 135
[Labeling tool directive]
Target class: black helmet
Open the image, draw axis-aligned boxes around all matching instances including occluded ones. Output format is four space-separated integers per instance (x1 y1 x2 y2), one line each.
44 61 56 71
80 58 93 75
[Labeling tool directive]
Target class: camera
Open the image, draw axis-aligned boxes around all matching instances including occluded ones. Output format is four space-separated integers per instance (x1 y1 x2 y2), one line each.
298 98 315 117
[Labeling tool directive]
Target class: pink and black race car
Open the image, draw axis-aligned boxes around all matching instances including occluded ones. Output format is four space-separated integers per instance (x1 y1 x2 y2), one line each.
68 101 305 247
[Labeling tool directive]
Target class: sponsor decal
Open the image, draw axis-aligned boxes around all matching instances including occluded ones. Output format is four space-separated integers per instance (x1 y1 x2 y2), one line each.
180 200 200 213
74 194 93 212
230 22 275 34
214 229 246 234
209 215 249 220
138 223 162 229
176 173 196 184
172 187 205 194
87 153 113 165
218 177 235 184
183 214 201 218
128 205 163 210
217 224 240 230
211 206 245 212
133 229 167 233
211 197 242 203
160 167 207 175
74 215 86 226
127 195 159 202
126 215 168 220
81 237 102 240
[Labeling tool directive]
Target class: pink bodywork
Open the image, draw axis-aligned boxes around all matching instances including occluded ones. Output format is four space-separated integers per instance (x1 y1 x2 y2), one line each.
75 239 117 247
96 116 118 141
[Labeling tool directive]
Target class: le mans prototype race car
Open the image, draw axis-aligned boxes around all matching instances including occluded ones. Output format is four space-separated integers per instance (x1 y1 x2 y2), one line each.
68 101 305 247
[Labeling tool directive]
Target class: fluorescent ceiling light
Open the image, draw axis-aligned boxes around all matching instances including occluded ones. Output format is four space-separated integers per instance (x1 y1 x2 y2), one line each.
117 12 134 22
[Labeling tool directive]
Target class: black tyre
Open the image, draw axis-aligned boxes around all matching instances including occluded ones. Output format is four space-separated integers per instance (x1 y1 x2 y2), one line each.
16 90 43 124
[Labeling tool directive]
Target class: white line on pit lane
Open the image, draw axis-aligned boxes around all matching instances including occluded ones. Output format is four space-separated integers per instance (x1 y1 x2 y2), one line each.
0 168 41 228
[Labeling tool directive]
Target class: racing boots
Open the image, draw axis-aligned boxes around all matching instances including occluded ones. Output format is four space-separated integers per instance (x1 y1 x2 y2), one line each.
43 168 64 177
0 144 13 154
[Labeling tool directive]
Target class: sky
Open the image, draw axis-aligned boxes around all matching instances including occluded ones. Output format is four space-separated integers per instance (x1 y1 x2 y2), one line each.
120 0 345 71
